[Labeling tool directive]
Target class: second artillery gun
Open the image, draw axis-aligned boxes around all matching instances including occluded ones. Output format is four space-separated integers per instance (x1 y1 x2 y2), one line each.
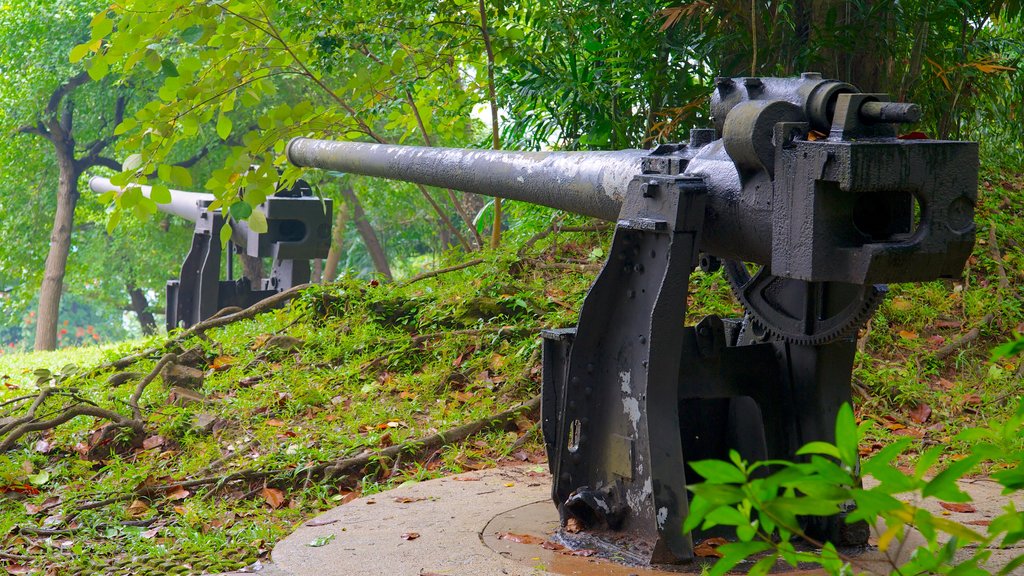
287 74 977 564
90 177 333 331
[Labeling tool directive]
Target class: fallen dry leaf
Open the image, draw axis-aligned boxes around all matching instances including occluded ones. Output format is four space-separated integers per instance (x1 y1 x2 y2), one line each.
394 496 427 504
964 394 983 405
564 549 597 557
965 519 991 526
694 536 729 558
211 355 236 371
262 487 285 509
939 502 976 513
266 419 286 427
34 439 53 454
898 330 918 340
497 532 544 545
142 435 165 450
540 540 565 551
908 403 932 424
165 485 190 501
125 499 150 518
400 532 420 540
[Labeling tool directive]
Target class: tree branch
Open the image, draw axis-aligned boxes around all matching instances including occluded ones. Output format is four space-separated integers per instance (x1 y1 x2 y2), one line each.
45 71 90 118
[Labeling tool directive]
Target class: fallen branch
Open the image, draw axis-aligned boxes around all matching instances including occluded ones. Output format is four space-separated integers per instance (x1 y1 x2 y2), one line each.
128 354 176 421
400 259 485 287
934 313 995 360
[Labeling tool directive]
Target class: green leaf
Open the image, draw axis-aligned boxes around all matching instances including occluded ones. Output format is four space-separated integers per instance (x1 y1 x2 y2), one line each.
149 184 171 204
69 43 91 63
113 118 137 136
219 221 233 247
247 208 268 233
217 113 233 140
181 25 205 44
689 459 747 484
922 455 981 501
91 15 113 40
106 210 122 234
161 58 179 77
170 166 193 188
229 201 252 221
87 56 109 81
708 541 772 576
834 403 858 468
27 470 50 486
796 441 840 460
122 154 143 172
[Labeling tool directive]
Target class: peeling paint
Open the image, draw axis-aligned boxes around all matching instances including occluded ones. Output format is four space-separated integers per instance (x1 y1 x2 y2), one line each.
619 371 631 394
657 507 668 529
622 397 640 434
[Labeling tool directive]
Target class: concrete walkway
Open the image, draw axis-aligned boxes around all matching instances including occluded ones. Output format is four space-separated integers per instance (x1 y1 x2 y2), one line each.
215 466 1024 576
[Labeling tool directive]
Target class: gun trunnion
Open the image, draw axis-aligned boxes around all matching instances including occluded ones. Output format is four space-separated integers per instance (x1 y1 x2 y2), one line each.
89 177 332 331
288 74 977 564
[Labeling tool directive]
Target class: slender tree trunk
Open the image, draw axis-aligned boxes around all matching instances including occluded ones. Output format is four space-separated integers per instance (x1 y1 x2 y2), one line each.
338 184 392 281
323 200 349 282
34 147 78 351
127 285 157 335
479 0 502 249
240 254 264 286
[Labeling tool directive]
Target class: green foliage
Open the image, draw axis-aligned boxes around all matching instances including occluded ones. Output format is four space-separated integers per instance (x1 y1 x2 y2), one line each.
684 402 1024 575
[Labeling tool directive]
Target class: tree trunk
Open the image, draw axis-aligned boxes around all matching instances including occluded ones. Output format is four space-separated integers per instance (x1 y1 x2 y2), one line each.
323 199 349 282
34 146 78 351
127 285 157 335
339 183 392 281
240 254 264 286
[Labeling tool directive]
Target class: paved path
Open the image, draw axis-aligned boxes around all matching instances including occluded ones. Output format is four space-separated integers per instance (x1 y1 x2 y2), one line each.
215 467 1024 576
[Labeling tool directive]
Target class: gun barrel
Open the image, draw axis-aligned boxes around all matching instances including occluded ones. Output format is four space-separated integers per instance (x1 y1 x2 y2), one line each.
286 138 648 221
89 176 214 223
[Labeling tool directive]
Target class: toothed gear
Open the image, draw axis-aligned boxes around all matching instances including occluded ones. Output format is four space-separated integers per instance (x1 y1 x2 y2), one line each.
723 260 887 345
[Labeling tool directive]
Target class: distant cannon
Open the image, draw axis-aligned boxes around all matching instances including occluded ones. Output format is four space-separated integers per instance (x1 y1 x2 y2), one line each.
89 177 332 331
288 74 976 564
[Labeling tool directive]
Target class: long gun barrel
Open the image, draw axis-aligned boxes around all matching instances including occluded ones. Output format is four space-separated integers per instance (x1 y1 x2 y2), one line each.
89 176 215 223
287 140 640 222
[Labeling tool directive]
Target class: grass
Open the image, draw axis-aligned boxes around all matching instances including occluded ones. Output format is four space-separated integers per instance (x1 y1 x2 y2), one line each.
0 170 1021 575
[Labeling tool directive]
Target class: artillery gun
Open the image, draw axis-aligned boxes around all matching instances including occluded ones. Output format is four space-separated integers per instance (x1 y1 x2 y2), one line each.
287 74 977 564
89 177 332 331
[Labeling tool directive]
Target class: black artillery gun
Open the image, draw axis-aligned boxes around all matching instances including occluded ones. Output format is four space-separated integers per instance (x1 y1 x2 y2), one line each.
89 177 333 331
287 74 977 564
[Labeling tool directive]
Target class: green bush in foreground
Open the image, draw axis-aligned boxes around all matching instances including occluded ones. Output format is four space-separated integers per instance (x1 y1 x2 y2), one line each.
684 401 1024 575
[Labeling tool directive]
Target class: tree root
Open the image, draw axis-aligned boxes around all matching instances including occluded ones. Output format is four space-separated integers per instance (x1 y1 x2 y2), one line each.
0 354 175 452
934 313 995 360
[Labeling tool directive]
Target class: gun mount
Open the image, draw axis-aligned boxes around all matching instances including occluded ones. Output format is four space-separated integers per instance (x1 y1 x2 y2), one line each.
288 73 977 564
89 177 332 331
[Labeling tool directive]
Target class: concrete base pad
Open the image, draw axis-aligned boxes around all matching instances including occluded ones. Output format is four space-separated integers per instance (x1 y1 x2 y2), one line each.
218 466 1024 576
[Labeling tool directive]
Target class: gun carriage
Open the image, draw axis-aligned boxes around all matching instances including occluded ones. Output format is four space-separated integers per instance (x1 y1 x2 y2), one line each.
89 177 333 331
288 73 976 564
